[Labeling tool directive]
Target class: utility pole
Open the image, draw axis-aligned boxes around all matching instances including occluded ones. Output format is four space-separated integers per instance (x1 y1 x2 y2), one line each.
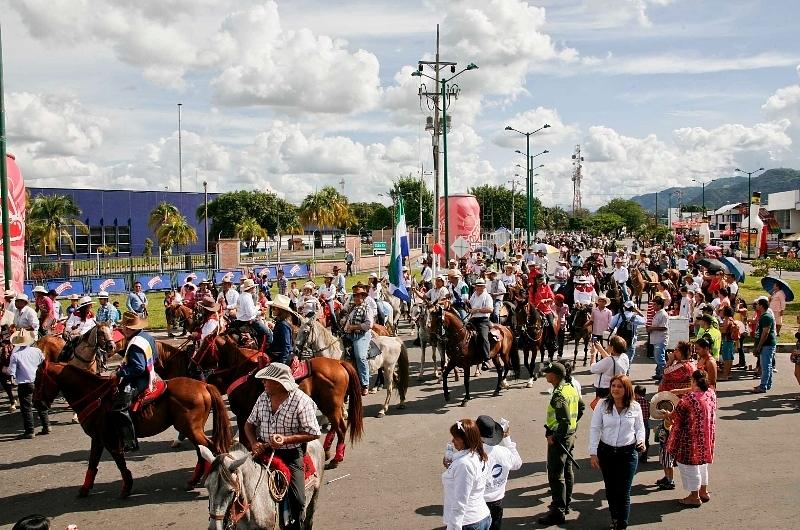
177 103 183 193
203 181 209 265
508 178 521 237
0 24 12 288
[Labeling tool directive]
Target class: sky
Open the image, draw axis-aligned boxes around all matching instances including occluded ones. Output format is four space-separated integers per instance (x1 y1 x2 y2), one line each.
3 0 799 210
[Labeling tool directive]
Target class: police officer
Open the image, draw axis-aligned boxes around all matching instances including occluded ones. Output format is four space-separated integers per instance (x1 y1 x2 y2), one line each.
538 362 585 525
112 311 158 452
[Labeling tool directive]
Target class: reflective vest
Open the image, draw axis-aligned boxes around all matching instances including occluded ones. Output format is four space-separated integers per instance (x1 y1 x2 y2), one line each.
546 383 580 432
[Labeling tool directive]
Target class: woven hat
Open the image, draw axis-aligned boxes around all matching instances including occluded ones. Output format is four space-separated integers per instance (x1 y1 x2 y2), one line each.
255 362 298 392
447 268 461 278
324 273 335 280
435 275 446 282
199 296 220 313
120 310 147 330
240 278 256 292
15 293 29 302
302 281 316 291
97 291 109 299
474 278 486 286
352 283 368 296
32 286 47 294
267 294 301 318
11 330 36 347
76 296 93 309
650 391 679 420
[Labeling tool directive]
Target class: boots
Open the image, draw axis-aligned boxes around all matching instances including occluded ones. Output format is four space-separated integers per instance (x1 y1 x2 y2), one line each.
118 411 139 452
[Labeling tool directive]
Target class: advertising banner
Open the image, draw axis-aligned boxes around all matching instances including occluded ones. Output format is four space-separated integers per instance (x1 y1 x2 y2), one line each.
90 277 127 294
0 154 27 293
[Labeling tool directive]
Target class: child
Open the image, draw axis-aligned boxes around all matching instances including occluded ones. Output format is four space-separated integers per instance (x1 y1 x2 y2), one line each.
654 421 675 490
634 385 650 464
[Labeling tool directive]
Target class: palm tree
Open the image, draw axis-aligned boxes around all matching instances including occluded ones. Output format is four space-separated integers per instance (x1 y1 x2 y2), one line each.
235 218 268 253
299 186 355 240
27 194 89 258
156 214 198 254
149 201 181 233
277 216 303 262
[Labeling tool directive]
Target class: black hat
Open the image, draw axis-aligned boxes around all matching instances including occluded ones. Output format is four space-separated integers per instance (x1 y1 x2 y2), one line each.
475 415 504 446
543 361 566 379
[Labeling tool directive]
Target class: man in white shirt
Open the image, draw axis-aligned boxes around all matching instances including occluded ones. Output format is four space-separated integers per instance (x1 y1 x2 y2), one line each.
234 279 271 347
1 289 17 328
495 247 507 268
487 271 507 324
4 332 49 438
332 265 346 300
553 260 570 289
420 259 434 290
676 255 689 276
63 296 97 341
573 276 597 307
500 264 518 290
477 415 522 530
468 279 494 362
612 258 630 302
216 279 240 319
13 294 39 334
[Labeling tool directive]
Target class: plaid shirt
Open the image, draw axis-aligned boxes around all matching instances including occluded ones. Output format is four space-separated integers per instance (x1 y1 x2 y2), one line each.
635 394 650 426
247 388 321 449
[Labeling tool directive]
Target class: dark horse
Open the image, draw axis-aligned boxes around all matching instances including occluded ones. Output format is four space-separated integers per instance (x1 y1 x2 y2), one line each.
431 307 518 406
34 362 231 498
165 304 195 338
512 301 544 387
570 304 592 367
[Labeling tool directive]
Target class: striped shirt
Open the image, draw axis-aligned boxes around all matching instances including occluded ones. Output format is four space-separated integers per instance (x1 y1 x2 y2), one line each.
247 389 321 449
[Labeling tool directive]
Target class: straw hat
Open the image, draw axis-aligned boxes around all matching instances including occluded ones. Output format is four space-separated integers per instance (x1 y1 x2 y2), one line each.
199 296 220 313
120 311 148 330
97 291 109 299
474 278 486 286
447 269 462 278
32 286 47 294
11 330 37 347
352 283 368 296
15 293 29 302
650 391 679 420
267 294 301 319
3 289 15 298
302 281 316 291
76 296 93 309
254 362 298 392
240 278 256 292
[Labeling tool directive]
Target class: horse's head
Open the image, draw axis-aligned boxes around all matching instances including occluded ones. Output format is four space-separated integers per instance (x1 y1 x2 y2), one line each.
199 443 252 530
33 360 61 409
295 315 317 353
95 323 117 354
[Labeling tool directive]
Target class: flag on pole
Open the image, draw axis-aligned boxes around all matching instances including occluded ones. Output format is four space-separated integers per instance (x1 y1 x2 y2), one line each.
388 197 410 302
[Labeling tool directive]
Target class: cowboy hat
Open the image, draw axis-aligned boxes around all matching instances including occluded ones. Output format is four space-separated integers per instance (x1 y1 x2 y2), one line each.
574 276 590 284
11 330 37 347
77 296 93 309
352 285 368 296
302 281 316 291
369 272 378 278
97 291 109 298
240 278 257 292
435 275 446 282
199 296 220 313
447 269 462 277
255 362 298 392
15 293 29 302
120 310 148 330
32 286 47 294
323 273 335 280
3 289 15 298
267 294 302 319
476 415 504 446
474 278 486 286
596 295 609 303
650 391 679 420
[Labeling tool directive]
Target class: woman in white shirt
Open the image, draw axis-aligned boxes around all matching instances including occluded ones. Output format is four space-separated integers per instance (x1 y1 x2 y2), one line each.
442 419 491 530
589 375 646 530
590 336 630 399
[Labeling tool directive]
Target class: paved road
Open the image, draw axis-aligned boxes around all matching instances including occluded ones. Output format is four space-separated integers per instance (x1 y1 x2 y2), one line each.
1 323 798 529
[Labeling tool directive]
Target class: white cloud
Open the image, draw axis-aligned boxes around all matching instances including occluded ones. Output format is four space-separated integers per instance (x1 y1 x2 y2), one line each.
581 52 800 76
492 107 578 149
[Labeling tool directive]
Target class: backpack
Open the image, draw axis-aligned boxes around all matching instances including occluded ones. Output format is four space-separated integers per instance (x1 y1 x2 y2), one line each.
616 311 634 346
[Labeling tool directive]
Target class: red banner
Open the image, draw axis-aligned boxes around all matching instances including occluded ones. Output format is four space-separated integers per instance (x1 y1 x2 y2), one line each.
0 154 26 293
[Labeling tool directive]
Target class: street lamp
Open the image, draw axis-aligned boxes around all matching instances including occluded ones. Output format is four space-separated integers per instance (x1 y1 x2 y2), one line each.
735 167 765 258
509 175 523 238
505 125 550 246
691 178 707 214
413 62 479 262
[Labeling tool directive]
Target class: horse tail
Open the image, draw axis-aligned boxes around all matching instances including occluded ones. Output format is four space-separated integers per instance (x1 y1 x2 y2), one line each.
508 332 520 379
208 383 232 454
396 343 410 402
341 361 364 443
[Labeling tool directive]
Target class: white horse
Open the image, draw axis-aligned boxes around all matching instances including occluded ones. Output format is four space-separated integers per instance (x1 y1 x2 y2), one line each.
296 318 409 417
409 301 442 381
200 442 325 530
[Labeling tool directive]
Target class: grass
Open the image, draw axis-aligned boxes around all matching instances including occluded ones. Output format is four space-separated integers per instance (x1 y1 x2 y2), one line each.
736 276 800 343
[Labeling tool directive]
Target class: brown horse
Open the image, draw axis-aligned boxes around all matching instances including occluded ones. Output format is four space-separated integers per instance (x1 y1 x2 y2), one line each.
630 268 658 308
512 302 543 387
165 304 195 337
431 307 518 406
570 304 592 367
33 362 231 498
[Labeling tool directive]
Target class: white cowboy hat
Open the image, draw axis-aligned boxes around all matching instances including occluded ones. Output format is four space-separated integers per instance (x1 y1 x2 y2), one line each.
302 281 316 290
474 278 486 286
15 293 29 302
255 362 298 392
369 272 378 279
240 278 256 292
435 275 446 282
69 294 80 301
77 295 93 309
97 290 109 298
596 295 609 303
3 289 15 298
267 294 302 319
32 286 47 294
650 391 679 420
11 330 36 346
574 276 590 284
447 268 462 277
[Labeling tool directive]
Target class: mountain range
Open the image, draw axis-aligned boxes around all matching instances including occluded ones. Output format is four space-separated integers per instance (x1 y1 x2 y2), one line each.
629 168 800 212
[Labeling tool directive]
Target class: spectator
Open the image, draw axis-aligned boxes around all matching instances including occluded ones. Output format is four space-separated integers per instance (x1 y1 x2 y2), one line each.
442 419 491 530
12 515 50 530
4 332 49 439
633 385 651 464
126 281 148 317
477 415 521 530
752 297 777 393
589 296 613 346
647 297 669 382
590 336 630 400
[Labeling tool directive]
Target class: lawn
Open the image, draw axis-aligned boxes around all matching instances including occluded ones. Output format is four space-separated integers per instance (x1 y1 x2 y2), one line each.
736 276 800 343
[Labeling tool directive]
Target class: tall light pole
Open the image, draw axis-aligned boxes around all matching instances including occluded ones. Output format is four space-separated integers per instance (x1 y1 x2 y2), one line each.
530 163 544 234
0 24 12 288
736 167 765 258
413 61 479 262
505 125 550 246
509 176 522 238
691 179 706 214
177 103 183 193
203 181 209 264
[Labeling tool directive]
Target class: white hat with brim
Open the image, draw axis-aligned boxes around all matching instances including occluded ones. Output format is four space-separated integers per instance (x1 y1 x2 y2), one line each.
650 391 679 420
77 296 93 309
69 294 79 301
240 279 256 291
447 269 462 278
255 362 298 392
98 291 109 298
575 276 590 284
32 286 47 294
303 281 316 291
597 295 609 303
474 278 486 286
267 294 302 319
11 330 36 347
3 289 15 298
15 293 30 302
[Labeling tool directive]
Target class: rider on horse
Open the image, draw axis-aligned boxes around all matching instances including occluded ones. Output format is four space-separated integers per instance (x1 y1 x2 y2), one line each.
59 296 97 362
343 284 373 394
468 279 493 362
487 270 506 324
319 274 340 332
447 269 470 320
245 363 322 530
113 311 159 452
32 286 56 338
216 277 240 320
528 271 557 353
231 279 272 348
266 294 301 365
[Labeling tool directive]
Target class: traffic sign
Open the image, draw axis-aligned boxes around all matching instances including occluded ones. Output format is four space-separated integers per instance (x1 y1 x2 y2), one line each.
373 241 387 256
451 236 470 258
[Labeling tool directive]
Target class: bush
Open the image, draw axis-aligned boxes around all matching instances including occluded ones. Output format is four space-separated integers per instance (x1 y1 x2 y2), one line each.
750 257 800 277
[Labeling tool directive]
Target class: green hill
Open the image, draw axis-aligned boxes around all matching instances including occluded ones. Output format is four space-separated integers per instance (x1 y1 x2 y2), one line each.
630 168 800 212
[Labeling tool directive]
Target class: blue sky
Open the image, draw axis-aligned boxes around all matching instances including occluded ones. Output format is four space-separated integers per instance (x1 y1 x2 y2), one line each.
3 0 798 209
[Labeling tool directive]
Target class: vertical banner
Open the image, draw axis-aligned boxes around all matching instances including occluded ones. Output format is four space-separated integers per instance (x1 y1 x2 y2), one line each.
0 154 26 293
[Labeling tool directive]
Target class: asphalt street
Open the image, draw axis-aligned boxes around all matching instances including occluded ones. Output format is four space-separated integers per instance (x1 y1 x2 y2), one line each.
0 320 798 529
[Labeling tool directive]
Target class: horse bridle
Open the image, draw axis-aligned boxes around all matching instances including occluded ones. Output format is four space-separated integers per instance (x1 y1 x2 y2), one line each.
297 319 339 357
207 454 247 526
73 326 115 371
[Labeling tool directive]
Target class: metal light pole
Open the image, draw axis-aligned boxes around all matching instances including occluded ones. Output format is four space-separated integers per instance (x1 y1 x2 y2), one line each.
509 177 522 237
530 163 544 234
203 181 209 265
736 167 765 258
505 126 550 246
654 192 659 225
177 103 183 193
0 24 12 288
691 178 707 217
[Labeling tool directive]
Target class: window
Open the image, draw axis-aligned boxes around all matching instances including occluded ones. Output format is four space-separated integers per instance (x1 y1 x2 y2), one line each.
774 210 791 230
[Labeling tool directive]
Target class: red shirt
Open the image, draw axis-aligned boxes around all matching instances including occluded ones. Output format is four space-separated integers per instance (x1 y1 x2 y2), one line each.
529 283 554 314
36 296 55 322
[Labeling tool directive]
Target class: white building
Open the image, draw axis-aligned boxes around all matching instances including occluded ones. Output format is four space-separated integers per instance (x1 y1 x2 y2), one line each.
712 203 745 236
765 190 800 238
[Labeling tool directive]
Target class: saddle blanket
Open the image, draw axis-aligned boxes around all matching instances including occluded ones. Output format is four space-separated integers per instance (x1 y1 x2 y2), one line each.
226 359 311 396
255 451 316 484
131 377 167 413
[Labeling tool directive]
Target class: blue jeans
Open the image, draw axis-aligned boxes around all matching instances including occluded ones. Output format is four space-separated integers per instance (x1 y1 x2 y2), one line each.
462 515 491 530
759 345 776 390
598 442 638 528
618 282 630 302
653 343 667 379
627 342 636 374
491 300 502 324
351 331 371 388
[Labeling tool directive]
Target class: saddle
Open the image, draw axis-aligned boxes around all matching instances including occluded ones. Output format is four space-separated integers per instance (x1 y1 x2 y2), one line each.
131 377 167 413
255 451 317 486
226 358 311 397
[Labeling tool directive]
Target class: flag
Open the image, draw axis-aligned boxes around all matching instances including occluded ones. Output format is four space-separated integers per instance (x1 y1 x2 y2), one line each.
388 197 410 302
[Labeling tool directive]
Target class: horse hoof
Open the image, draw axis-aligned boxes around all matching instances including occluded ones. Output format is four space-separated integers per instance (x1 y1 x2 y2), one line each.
324 460 340 470
398 403 406 410
77 487 90 498
459 400 469 407
493 390 501 397
170 439 182 449
525 381 533 388
376 410 386 418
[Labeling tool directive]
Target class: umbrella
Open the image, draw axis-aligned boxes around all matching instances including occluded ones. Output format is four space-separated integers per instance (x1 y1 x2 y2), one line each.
472 246 493 255
543 244 560 255
696 258 728 273
720 257 745 282
761 275 795 302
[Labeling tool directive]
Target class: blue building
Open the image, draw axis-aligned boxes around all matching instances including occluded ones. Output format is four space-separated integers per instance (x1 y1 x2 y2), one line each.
27 187 219 256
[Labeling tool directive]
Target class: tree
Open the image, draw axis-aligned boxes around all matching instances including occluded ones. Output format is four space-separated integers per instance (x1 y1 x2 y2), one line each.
368 205 392 230
596 198 647 233
148 201 180 233
199 190 299 238
235 218 268 253
156 214 197 253
143 238 153 258
681 204 703 213
389 175 434 228
468 184 527 232
26 194 89 258
586 212 625 236
299 186 355 232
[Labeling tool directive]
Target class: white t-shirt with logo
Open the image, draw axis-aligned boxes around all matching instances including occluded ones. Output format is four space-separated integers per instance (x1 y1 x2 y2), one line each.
483 438 523 502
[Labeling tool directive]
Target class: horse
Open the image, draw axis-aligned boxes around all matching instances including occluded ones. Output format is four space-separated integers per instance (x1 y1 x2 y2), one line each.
512 302 545 387
410 301 442 381
33 362 231 497
630 267 658 308
379 291 402 333
44 324 117 374
295 318 409 417
605 280 623 315
430 307 518 406
570 304 592 367
199 441 325 530
213 336 364 469
165 304 195 337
